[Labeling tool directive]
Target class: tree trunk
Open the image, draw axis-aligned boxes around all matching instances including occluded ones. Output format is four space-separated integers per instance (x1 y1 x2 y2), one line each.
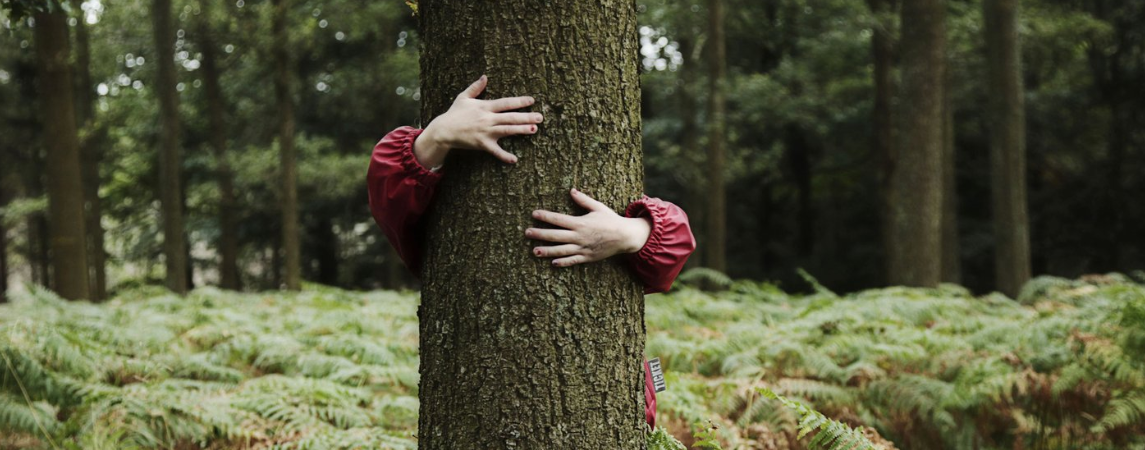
705 0 728 274
152 0 188 294
34 9 90 300
418 1 646 448
73 0 108 301
888 0 945 287
198 0 242 290
940 65 961 284
868 0 896 284
984 0 1030 297
272 0 301 291
1 181 8 303
785 125 814 259
678 37 704 270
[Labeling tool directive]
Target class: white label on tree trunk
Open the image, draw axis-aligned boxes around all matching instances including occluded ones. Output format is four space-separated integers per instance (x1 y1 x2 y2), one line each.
649 357 666 393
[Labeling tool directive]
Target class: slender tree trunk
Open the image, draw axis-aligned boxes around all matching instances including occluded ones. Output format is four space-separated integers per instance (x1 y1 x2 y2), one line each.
678 36 704 269
34 9 90 300
868 0 897 284
72 0 108 301
272 0 301 291
1 182 8 303
984 0 1030 297
705 0 728 274
941 66 961 284
785 125 814 259
418 1 646 447
198 0 241 290
152 0 188 294
888 0 945 287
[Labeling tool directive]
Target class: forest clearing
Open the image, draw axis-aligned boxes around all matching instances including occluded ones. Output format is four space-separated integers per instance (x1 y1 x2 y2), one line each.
3 272 1144 449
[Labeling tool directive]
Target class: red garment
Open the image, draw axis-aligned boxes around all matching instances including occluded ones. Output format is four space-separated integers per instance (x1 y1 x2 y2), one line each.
366 125 694 428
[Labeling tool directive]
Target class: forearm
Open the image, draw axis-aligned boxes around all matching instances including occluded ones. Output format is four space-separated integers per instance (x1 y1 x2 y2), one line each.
413 124 449 169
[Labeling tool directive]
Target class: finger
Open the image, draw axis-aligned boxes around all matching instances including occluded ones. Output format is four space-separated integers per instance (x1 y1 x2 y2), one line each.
456 75 487 100
491 125 538 138
485 96 535 112
483 140 519 164
570 188 608 212
533 244 581 258
525 227 580 243
531 209 580 229
492 112 544 125
553 255 590 267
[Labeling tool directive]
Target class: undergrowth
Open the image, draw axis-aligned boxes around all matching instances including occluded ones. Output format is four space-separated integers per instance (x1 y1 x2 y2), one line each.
1 272 1143 449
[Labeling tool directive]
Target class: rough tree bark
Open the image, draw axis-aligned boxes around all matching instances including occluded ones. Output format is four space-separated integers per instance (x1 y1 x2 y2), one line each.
705 0 728 274
198 0 241 290
72 0 108 301
984 0 1030 296
34 9 90 300
152 0 188 294
867 0 897 284
888 0 945 287
941 62 961 284
272 0 301 291
418 1 646 448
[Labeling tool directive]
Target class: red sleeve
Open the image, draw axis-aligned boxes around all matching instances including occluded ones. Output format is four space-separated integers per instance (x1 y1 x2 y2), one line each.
624 197 697 294
366 126 442 275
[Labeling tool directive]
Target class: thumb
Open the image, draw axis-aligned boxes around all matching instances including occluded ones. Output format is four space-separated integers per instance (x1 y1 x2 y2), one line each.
456 75 487 100
571 188 607 212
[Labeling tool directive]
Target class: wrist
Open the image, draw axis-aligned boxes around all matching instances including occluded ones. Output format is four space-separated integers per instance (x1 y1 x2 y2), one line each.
622 216 652 254
414 124 449 168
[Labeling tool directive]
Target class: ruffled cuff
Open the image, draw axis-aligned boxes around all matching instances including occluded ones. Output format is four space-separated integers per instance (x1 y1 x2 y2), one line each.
625 196 664 266
393 127 444 186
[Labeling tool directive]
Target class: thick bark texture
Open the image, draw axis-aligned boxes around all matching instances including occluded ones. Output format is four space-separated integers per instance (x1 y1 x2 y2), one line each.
941 66 961 284
868 0 897 284
984 0 1030 297
34 10 90 300
152 0 188 294
418 1 646 448
198 0 241 290
705 0 728 274
73 0 108 301
888 0 945 287
273 0 301 291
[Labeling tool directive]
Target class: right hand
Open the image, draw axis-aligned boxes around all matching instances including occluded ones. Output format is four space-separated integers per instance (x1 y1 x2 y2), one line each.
414 75 544 167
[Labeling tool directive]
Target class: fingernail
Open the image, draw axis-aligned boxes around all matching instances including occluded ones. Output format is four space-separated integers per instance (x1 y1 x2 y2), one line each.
534 249 542 256
535 114 544 123
530 125 537 132
510 156 519 163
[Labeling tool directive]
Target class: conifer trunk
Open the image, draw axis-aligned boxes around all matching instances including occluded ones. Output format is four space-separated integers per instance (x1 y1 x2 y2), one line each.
888 0 945 287
705 0 728 274
272 0 301 291
34 9 90 300
941 69 961 284
984 0 1030 297
152 0 189 294
418 1 646 448
198 0 241 290
73 0 108 301
868 0 896 284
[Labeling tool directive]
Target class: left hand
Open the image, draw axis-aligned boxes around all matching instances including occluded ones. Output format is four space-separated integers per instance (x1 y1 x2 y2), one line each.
526 189 652 267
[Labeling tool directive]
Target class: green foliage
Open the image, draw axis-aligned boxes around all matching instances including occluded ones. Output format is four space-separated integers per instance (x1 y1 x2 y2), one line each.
758 387 880 450
3 277 1145 449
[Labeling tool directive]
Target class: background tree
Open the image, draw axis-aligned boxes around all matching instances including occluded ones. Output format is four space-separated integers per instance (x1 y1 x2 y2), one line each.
417 0 646 447
272 0 300 291
196 0 240 290
888 0 945 287
985 0 1030 297
705 0 728 274
867 0 897 283
151 0 187 294
71 0 107 301
34 6 89 300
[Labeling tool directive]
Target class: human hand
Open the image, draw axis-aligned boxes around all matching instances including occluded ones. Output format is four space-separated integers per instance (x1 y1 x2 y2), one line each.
413 75 544 167
526 189 653 267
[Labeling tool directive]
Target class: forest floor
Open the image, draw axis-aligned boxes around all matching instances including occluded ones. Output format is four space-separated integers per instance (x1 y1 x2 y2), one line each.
1 272 1144 449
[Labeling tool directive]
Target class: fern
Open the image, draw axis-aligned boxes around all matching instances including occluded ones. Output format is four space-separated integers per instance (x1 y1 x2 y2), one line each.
758 387 882 450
